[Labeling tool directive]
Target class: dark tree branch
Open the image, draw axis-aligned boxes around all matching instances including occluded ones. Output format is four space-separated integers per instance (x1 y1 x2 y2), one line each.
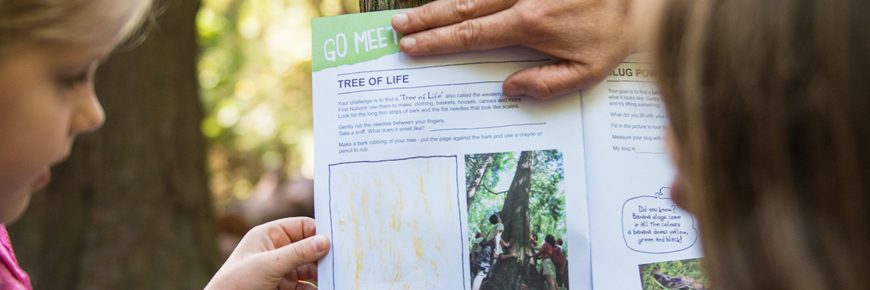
482 182 509 195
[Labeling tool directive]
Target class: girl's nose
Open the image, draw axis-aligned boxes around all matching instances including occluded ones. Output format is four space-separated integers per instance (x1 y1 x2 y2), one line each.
70 87 105 135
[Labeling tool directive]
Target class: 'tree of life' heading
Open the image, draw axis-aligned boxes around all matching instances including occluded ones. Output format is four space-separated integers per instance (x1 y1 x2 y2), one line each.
338 75 409 89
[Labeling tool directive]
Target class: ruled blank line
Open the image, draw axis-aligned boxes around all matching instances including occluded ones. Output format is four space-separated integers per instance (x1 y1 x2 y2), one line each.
430 123 547 132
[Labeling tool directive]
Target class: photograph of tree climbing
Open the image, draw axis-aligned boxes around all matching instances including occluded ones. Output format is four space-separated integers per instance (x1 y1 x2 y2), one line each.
639 258 708 290
466 150 568 290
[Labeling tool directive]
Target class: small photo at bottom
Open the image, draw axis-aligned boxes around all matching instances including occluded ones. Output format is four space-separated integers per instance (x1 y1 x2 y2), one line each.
639 258 708 290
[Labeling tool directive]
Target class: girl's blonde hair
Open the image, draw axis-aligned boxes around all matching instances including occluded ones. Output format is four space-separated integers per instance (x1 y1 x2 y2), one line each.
658 0 870 289
0 0 152 52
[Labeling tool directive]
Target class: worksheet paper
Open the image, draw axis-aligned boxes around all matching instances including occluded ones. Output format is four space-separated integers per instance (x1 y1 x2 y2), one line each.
312 10 703 290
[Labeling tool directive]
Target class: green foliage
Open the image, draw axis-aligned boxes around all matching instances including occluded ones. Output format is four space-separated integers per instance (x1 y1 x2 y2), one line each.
465 153 515 196
529 150 565 252
639 258 708 290
197 0 359 207
466 150 566 254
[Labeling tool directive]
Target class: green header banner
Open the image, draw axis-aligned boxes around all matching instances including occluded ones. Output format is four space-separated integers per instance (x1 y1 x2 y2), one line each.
312 10 406 72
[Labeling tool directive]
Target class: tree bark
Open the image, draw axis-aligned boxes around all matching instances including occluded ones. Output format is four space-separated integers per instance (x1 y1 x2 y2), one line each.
8 0 221 289
483 151 546 290
467 154 493 205
360 0 435 12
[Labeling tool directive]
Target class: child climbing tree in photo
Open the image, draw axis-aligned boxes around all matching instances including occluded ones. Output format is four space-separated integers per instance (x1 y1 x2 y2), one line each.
466 150 568 290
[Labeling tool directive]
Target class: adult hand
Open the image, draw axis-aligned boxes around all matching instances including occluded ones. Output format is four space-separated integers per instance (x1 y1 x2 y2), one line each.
391 0 639 99
205 217 330 290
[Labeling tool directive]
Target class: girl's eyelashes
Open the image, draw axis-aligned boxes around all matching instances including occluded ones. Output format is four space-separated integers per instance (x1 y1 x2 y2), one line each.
62 71 89 88
57 62 96 90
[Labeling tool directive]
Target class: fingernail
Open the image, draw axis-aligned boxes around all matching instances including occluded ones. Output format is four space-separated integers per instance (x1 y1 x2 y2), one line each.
504 83 523 97
400 36 416 50
392 13 408 28
311 235 329 253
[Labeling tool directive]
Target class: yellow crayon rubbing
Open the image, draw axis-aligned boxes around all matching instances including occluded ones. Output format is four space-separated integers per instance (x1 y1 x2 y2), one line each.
391 188 403 231
418 174 431 214
431 260 439 275
414 237 425 259
331 158 462 289
354 249 363 289
392 252 403 282
361 187 370 218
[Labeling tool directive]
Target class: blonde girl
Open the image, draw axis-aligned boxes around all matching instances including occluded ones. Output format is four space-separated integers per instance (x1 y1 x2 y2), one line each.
0 1 329 289
658 0 870 289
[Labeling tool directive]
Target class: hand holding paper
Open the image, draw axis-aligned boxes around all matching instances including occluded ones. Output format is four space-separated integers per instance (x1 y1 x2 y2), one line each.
206 217 329 290
391 0 639 99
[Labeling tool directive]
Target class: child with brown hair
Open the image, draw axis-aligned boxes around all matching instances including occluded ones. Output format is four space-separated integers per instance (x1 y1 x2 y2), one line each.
0 1 328 289
657 0 870 289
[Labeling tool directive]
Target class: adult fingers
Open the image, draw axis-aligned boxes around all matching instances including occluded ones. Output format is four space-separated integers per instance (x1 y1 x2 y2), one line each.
399 9 523 56
265 235 330 275
503 60 612 99
392 0 518 34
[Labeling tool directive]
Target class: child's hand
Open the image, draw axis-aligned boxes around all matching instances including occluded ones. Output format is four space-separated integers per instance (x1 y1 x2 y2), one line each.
205 217 330 290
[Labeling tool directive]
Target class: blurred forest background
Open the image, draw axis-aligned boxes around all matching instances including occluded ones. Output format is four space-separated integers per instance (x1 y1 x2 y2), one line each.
198 0 358 210
197 0 359 242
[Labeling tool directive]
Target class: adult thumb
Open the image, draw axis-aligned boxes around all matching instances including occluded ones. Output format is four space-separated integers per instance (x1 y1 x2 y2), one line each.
503 60 610 99
267 235 330 274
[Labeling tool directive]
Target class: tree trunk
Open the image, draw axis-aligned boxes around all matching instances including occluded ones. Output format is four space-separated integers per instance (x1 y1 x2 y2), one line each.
360 0 435 12
7 0 221 289
483 151 546 290
467 154 493 205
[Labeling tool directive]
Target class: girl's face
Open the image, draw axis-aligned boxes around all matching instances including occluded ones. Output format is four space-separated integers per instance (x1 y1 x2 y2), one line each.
0 39 116 224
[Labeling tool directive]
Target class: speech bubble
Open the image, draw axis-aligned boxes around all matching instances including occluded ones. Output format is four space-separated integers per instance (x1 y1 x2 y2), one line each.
622 187 698 254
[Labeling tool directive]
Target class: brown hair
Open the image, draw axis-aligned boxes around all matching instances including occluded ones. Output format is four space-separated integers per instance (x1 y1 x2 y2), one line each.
545 234 555 247
657 0 870 289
